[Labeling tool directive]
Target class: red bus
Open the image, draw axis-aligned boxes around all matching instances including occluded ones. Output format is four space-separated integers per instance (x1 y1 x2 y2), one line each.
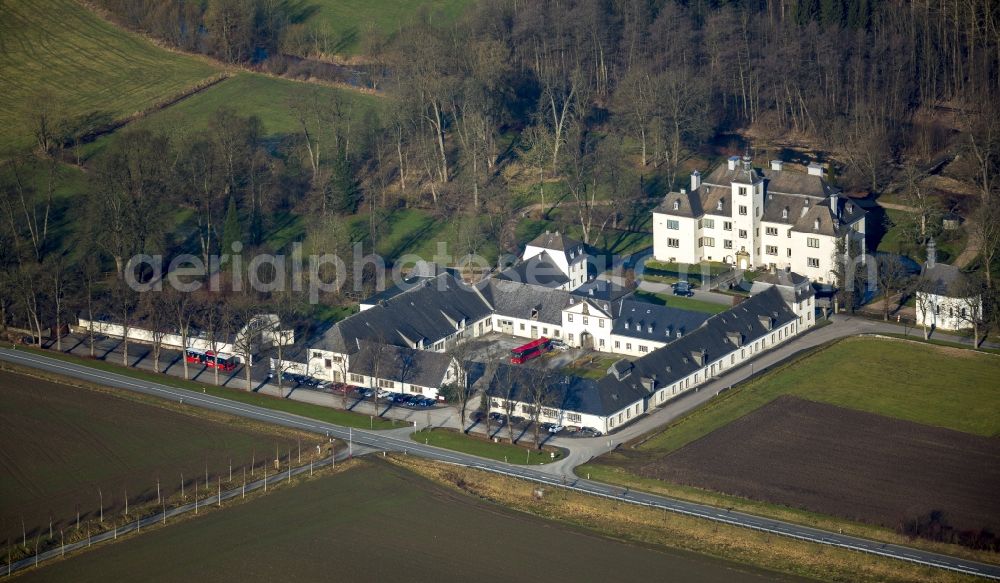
510 337 552 364
185 348 207 365
205 351 239 372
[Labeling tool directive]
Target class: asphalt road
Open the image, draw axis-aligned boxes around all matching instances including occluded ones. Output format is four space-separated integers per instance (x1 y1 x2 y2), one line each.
2 347 997 580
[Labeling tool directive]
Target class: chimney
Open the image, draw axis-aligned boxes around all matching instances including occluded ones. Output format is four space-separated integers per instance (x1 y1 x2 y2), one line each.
727 156 739 171
807 162 825 177
691 170 701 191
927 238 937 268
770 160 784 172
680 188 686 195
801 199 810 218
829 191 839 220
742 153 752 171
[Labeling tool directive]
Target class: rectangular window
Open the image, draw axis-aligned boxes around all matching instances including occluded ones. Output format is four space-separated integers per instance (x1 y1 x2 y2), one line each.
739 229 748 239
703 218 715 229
667 238 679 248
703 237 715 247
626 343 632 351
765 245 778 255
639 345 648 353
787 248 792 257
724 240 733 249
349 373 364 383
568 333 574 342
765 227 778 236
738 186 748 196
807 237 820 248
542 408 557 418
723 221 733 231
312 351 323 359
582 316 589 325
599 338 605 347
568 314 574 322
666 220 680 230
598 319 604 328
519 323 525 331
739 205 748 216
378 379 395 388
697 237 704 248
614 341 620 348
567 412 582 423
807 257 820 267
324 359 332 369
756 207 761 217
697 219 703 228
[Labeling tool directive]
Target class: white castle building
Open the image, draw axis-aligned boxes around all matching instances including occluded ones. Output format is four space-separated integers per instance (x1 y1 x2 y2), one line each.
652 156 866 284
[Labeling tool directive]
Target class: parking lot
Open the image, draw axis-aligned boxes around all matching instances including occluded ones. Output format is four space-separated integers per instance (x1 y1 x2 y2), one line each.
464 333 590 370
468 410 604 439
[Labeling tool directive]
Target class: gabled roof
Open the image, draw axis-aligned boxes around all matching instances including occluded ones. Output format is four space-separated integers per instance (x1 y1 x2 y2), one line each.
497 252 570 288
348 341 453 387
570 279 630 302
922 262 964 296
484 279 570 325
611 299 711 342
703 161 762 186
761 168 838 198
599 287 796 396
313 272 493 353
486 365 648 418
527 231 583 253
653 188 702 218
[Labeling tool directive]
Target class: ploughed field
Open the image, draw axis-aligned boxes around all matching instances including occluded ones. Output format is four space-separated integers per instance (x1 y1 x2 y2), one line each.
16 461 805 583
0 370 300 543
640 395 1000 533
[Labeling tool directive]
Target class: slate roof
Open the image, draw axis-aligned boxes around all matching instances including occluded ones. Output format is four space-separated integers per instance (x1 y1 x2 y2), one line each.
348 341 453 387
484 279 569 325
313 272 493 353
655 162 865 234
497 252 570 288
751 270 815 304
485 365 647 418
527 231 583 253
610 299 711 342
570 279 631 302
922 262 964 296
597 287 797 400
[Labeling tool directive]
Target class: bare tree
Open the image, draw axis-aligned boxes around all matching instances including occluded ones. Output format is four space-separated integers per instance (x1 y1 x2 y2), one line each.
524 368 557 449
913 275 935 340
111 277 137 366
954 275 987 347
139 292 169 373
875 254 910 321
443 340 478 430
970 195 1000 290
166 288 196 380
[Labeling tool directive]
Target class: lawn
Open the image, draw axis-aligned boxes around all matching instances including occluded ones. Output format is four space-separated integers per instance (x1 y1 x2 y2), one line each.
298 0 474 56
0 368 303 544
411 428 561 464
640 337 1000 457
633 291 729 315
81 73 383 160
0 0 219 154
20 347 399 431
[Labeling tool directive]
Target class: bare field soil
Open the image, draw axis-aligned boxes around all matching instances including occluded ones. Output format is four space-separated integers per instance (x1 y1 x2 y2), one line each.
0 370 302 543
15 461 802 583
640 396 1000 533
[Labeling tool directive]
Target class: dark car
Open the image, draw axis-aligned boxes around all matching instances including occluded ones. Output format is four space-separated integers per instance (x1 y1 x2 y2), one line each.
488 412 507 425
672 281 695 297
509 415 527 426
579 427 604 437
391 393 410 404
418 397 435 407
470 411 486 423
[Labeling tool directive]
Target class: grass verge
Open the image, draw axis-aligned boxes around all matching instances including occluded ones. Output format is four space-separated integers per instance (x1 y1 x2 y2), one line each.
411 428 562 464
634 290 729 314
15 346 399 430
393 456 983 583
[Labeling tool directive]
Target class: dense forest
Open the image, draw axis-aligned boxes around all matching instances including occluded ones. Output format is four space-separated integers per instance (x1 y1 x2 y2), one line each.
2 0 999 343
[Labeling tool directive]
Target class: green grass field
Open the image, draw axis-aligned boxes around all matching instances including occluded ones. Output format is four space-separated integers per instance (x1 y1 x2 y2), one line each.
14 461 787 583
81 73 382 160
639 337 1000 457
20 347 399 431
634 291 730 315
298 0 473 56
411 428 561 464
0 0 219 154
0 368 303 543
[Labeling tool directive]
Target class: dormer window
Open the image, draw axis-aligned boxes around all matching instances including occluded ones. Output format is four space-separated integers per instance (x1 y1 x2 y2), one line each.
717 199 723 211
782 207 788 219
673 199 680 210
813 218 820 230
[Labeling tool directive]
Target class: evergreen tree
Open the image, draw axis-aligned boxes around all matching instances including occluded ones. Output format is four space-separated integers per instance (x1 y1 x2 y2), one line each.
327 150 359 215
221 195 242 255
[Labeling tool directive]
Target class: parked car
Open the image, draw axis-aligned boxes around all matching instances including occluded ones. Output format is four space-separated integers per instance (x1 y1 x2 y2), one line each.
579 427 604 437
672 281 695 297
419 397 435 407
488 412 507 425
565 425 581 434
550 339 570 351
355 388 374 398
547 424 565 434
539 422 556 433
509 415 527 426
391 393 409 403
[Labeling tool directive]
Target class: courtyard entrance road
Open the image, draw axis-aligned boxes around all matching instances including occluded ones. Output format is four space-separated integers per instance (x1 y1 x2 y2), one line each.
1 344 997 580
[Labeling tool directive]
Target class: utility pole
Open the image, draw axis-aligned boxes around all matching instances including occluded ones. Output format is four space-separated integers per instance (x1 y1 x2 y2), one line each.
98 488 103 523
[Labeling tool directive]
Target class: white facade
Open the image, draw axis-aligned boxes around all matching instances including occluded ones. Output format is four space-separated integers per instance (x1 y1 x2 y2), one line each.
916 292 980 331
652 158 866 285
